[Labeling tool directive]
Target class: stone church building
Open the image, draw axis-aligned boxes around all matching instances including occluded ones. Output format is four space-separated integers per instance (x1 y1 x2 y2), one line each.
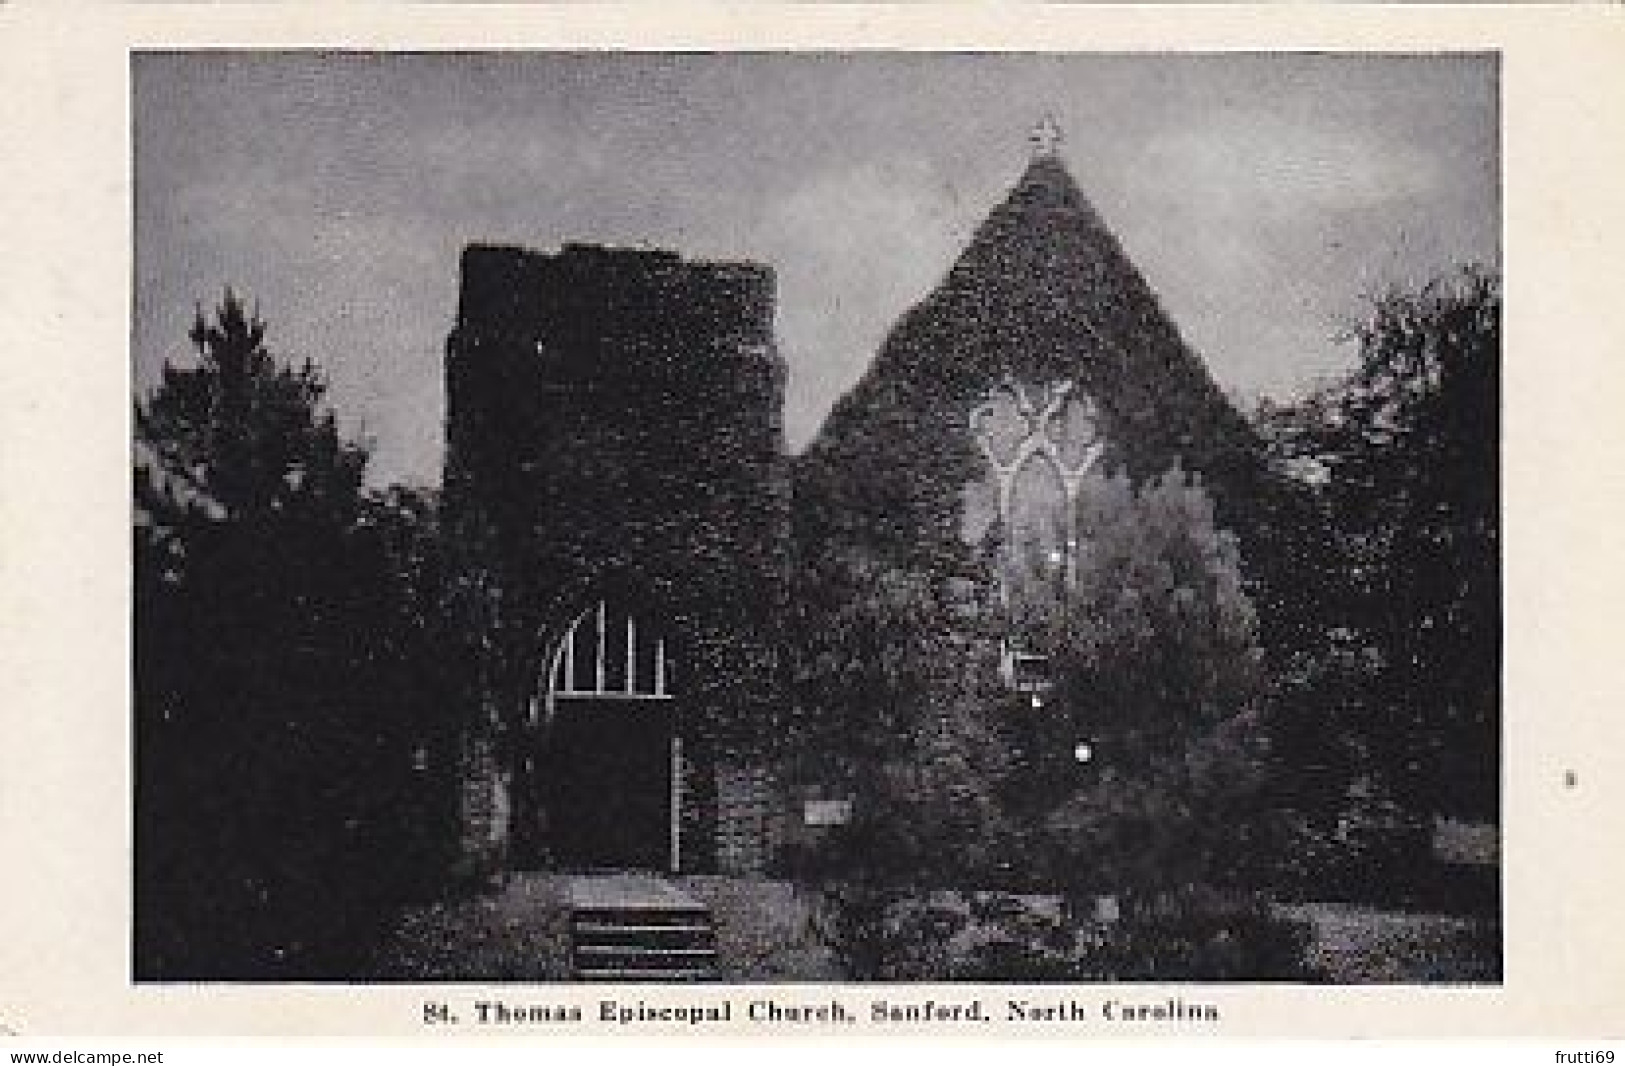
445 241 789 876
446 128 1262 878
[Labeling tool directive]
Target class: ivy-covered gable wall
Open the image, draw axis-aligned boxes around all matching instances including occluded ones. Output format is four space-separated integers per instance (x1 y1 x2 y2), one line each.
794 156 1268 578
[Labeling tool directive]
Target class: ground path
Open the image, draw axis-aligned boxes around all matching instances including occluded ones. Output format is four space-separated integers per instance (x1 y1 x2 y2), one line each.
368 875 1495 983
369 873 838 982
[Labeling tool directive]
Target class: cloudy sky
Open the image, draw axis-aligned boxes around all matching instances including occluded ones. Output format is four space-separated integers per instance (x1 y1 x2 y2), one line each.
133 52 1497 487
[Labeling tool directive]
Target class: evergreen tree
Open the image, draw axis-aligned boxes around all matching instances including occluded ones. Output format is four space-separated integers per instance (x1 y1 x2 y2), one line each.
1009 468 1269 895
134 291 449 979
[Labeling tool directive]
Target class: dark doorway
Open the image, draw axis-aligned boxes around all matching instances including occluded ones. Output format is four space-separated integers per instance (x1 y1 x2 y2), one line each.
546 697 674 870
528 599 681 871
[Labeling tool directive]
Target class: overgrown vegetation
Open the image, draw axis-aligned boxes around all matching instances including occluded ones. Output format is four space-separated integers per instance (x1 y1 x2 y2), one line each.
131 255 1499 978
1253 267 1501 900
792 265 1500 976
793 468 1300 979
134 292 461 979
1004 467 1269 896
814 883 1320 982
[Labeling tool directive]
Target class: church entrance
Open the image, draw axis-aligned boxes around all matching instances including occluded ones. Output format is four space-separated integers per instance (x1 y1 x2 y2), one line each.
547 697 673 869
530 601 681 872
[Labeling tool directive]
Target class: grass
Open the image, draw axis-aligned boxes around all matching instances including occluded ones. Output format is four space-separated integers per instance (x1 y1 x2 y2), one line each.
676 875 842 981
1275 901 1501 983
365 872 1499 984
368 872 839 982
365 873 573 981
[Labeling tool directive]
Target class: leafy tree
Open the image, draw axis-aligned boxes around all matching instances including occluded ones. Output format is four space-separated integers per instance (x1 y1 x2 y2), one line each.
1259 268 1500 825
789 550 1033 975
134 291 452 979
786 550 962 771
1007 468 1270 895
785 545 1024 885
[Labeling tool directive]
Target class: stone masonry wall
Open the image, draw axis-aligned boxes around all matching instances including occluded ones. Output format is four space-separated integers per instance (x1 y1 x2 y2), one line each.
444 242 790 874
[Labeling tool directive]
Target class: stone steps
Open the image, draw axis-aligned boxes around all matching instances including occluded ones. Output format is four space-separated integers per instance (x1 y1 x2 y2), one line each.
567 879 717 982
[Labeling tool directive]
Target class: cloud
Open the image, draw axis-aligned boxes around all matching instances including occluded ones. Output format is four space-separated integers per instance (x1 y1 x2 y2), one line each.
753 158 980 449
134 53 1496 483
1136 112 1443 223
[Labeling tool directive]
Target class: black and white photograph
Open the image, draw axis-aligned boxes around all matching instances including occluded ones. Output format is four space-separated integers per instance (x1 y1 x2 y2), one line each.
127 50 1505 988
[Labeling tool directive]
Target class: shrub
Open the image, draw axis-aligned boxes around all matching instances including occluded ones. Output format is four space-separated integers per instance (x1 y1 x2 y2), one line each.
812 879 967 981
812 881 1320 982
1078 888 1320 982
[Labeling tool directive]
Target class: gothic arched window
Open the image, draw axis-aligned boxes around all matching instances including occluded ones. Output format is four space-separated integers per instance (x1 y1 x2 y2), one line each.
1010 450 1067 565
965 378 1106 578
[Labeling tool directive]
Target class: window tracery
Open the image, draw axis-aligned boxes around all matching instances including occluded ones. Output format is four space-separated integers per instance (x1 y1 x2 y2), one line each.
967 377 1105 586
967 378 1107 694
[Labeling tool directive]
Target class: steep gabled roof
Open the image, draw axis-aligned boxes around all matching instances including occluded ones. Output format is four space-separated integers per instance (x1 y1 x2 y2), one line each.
794 141 1264 568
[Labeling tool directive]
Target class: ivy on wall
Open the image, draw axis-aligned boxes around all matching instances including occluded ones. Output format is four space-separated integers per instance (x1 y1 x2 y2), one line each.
794 156 1271 589
444 245 792 871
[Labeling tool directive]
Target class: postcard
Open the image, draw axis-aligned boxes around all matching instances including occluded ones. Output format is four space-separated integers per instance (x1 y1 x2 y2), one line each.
2 2 1622 1042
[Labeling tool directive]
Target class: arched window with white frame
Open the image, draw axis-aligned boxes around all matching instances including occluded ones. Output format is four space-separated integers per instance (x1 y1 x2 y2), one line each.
529 599 676 726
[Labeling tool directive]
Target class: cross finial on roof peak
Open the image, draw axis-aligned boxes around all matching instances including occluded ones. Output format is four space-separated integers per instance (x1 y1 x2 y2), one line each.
1029 113 1063 159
